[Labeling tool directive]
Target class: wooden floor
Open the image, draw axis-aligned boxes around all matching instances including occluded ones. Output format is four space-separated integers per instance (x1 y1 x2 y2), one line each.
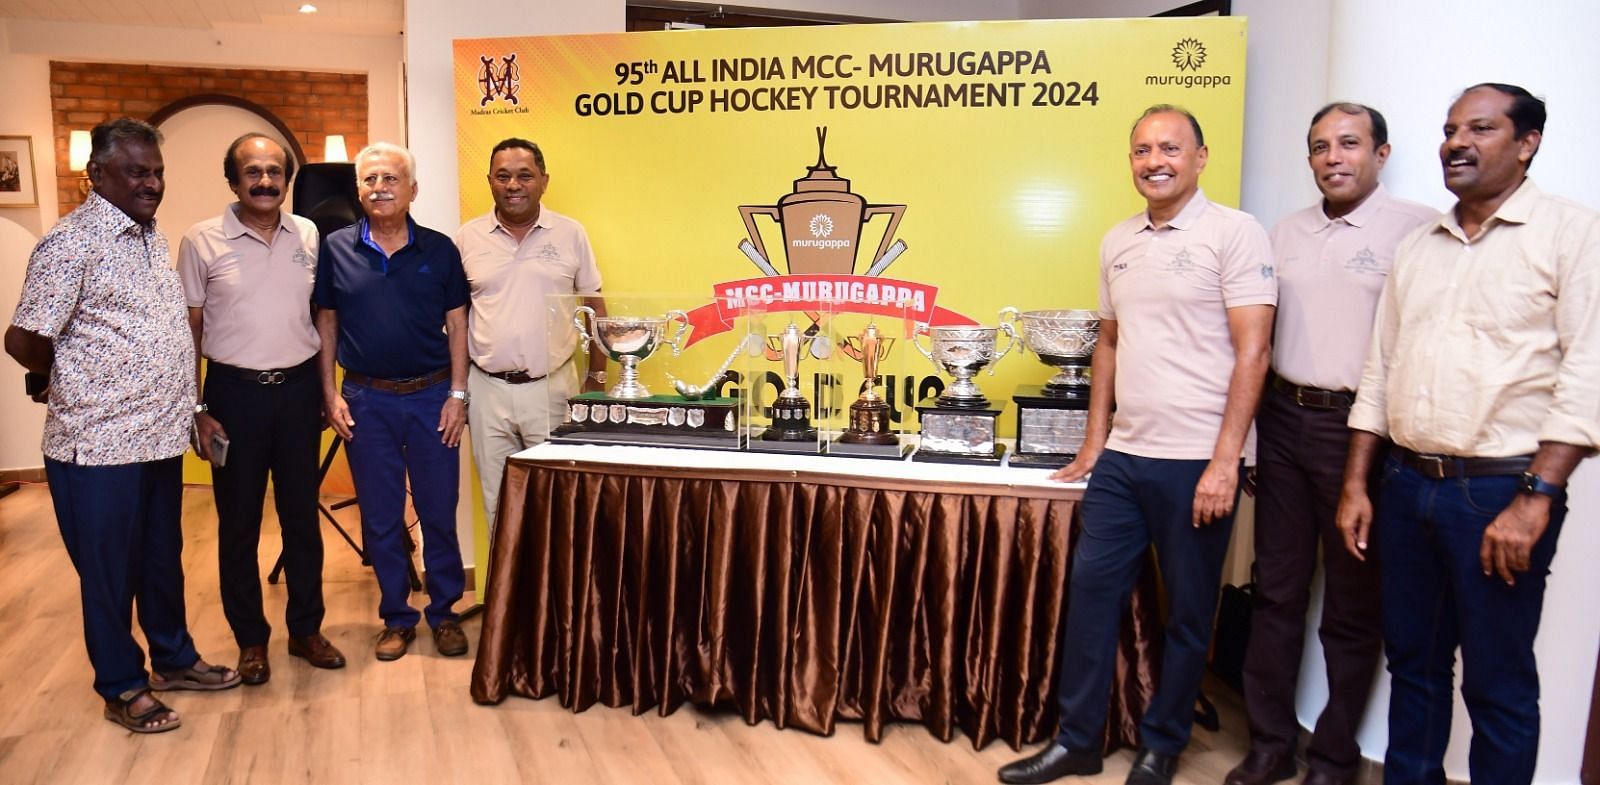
0 482 1253 785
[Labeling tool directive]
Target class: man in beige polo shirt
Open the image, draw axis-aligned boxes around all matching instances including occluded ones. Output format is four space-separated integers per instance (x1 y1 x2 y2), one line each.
1226 104 1435 785
179 134 346 685
1337 83 1600 785
1000 105 1276 785
455 138 607 536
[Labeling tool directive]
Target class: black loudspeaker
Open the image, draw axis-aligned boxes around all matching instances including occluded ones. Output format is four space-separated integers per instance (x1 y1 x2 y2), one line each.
293 162 361 239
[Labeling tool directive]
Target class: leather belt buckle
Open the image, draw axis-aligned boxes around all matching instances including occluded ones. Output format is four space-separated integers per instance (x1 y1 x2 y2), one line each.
256 371 286 385
1294 386 1310 407
1414 453 1447 480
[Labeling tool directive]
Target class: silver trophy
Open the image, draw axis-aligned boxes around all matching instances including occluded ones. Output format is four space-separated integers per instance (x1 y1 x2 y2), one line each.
573 306 689 399
912 315 1018 408
1005 308 1100 395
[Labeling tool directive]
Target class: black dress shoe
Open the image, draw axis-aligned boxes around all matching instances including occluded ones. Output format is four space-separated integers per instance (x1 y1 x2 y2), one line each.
998 743 1104 784
1301 769 1354 785
1224 749 1297 785
1125 748 1178 785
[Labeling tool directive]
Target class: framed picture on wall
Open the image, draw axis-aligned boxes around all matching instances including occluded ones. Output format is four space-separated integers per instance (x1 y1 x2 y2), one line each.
0 136 39 208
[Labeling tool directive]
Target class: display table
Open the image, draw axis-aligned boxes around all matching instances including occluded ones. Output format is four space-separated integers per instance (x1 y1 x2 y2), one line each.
469 442 1161 751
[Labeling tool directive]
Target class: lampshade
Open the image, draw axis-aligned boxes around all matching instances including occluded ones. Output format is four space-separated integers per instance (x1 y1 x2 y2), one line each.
324 134 348 163
69 130 91 171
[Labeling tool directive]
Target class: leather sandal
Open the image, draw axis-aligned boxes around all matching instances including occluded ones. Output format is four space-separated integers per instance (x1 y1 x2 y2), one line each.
104 688 181 733
149 659 243 691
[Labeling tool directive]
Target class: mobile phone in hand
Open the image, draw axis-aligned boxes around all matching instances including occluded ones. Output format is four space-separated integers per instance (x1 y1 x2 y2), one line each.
210 433 230 467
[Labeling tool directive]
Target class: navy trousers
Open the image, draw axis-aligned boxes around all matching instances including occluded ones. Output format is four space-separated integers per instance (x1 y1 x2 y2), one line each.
341 377 464 630
1377 456 1566 785
44 456 200 701
1056 449 1240 756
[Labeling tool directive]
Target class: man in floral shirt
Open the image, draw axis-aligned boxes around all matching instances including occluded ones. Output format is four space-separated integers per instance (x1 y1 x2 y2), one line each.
5 117 239 734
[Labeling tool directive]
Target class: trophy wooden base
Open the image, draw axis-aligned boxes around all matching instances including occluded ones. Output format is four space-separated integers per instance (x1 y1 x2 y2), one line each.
828 437 910 460
1012 385 1089 466
912 443 1007 465
550 393 743 450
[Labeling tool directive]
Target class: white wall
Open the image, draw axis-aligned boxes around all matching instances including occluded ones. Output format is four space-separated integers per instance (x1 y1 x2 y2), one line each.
0 15 402 471
0 19 53 471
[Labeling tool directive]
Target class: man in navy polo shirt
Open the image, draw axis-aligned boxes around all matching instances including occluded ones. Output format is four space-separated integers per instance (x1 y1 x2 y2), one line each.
313 141 471 662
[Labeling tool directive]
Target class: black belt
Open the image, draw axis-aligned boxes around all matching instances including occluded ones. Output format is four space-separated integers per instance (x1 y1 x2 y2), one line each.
1395 447 1534 480
475 364 548 385
343 368 450 395
1271 374 1355 410
209 357 316 385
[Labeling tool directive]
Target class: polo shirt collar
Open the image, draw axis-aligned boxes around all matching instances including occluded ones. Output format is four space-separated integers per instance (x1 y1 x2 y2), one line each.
1142 188 1209 232
1436 177 1539 242
221 203 289 243
490 206 550 238
358 214 417 256
1328 184 1390 230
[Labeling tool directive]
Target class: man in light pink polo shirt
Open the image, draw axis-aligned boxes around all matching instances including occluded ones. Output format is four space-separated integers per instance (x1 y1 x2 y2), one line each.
1000 106 1275 785
179 134 348 685
1226 104 1435 785
455 138 607 537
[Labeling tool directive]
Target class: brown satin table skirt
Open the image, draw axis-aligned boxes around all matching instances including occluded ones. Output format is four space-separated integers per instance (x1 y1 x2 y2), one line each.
469 444 1160 751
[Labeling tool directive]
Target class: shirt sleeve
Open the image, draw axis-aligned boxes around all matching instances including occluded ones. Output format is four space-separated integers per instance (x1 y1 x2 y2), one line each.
1347 252 1403 437
573 224 603 294
1097 232 1116 320
1538 211 1600 449
441 241 470 311
176 231 207 308
312 235 338 310
1220 217 1278 308
9 232 87 339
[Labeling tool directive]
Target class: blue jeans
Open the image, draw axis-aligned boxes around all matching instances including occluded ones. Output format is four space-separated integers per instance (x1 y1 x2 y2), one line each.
1055 449 1239 755
1377 456 1566 785
44 456 199 701
342 378 465 629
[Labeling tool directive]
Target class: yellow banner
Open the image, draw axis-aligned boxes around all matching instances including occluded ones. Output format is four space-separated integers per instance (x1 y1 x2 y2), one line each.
453 16 1247 414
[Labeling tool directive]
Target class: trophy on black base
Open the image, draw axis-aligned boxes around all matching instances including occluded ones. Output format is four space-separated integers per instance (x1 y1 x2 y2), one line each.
830 322 907 459
752 321 821 452
552 307 745 450
910 313 1016 464
1008 309 1098 467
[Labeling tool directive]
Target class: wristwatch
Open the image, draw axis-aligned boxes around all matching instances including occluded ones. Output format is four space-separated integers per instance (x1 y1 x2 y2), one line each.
194 403 209 415
588 370 607 385
1518 471 1565 501
448 389 470 405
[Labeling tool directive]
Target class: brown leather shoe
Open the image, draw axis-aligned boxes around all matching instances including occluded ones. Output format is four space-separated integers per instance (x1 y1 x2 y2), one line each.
1301 770 1354 785
1224 750 1297 785
237 645 270 685
288 633 347 669
374 626 416 661
432 620 468 657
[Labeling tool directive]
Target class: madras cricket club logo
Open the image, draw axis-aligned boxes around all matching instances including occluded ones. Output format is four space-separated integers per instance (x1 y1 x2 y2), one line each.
477 54 520 106
680 127 975 352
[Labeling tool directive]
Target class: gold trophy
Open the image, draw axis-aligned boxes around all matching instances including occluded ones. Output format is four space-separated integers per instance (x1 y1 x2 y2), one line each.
832 322 906 458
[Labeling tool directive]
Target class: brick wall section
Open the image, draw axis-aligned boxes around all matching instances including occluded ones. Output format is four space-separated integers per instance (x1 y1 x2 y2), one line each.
49 61 369 216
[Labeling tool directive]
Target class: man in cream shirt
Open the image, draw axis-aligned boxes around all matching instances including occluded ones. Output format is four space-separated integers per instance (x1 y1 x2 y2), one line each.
1337 83 1600 785
456 138 608 538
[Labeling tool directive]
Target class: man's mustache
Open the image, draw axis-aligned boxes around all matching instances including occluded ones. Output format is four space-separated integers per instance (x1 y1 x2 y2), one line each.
249 186 281 198
369 192 396 202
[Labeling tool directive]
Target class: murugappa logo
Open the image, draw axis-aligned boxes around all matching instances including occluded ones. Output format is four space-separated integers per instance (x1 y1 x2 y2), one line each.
809 214 834 238
1171 38 1207 72
1146 37 1231 89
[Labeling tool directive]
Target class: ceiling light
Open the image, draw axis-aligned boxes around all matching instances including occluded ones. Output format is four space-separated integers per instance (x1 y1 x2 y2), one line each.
298 4 318 13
